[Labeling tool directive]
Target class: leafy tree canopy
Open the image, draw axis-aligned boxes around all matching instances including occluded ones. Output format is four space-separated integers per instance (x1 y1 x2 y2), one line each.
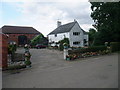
88 28 97 46
30 34 48 46
90 2 120 45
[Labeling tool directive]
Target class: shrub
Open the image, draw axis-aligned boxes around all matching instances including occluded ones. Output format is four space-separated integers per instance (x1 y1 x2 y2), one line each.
8 44 17 54
87 46 107 52
24 52 31 60
58 38 69 51
7 65 26 70
68 46 107 54
110 42 120 52
25 60 31 66
59 43 64 51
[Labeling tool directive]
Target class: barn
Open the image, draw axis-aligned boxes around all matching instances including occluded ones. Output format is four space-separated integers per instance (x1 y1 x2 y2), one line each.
0 25 42 69
1 25 41 46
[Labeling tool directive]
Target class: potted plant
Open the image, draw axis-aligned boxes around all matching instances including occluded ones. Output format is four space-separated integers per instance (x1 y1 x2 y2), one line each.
25 60 31 66
63 43 68 49
66 55 70 61
24 52 32 67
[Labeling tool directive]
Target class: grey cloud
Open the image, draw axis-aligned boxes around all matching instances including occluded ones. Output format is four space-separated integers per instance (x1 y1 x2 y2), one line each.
48 2 93 24
15 2 94 35
25 2 93 25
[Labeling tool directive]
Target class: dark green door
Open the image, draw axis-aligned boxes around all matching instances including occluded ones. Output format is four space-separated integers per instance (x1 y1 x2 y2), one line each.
18 35 27 45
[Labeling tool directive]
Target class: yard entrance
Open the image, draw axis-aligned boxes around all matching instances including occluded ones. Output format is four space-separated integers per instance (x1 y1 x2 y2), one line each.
18 35 27 45
3 48 118 88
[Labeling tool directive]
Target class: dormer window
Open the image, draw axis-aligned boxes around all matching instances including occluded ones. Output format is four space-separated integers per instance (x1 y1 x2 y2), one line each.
73 32 80 36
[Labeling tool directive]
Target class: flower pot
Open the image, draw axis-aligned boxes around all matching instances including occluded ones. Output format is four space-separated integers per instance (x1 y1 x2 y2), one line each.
66 57 70 61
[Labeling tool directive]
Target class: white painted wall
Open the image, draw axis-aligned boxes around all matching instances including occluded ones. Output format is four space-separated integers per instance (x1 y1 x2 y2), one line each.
69 23 84 47
48 32 69 46
84 34 89 46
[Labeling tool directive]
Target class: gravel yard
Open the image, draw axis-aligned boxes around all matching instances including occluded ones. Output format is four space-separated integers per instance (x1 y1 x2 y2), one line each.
2 48 118 88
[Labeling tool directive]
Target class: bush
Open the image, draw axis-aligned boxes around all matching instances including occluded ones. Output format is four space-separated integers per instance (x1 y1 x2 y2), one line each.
25 60 31 65
87 46 107 52
110 42 120 52
58 38 69 51
68 46 107 54
8 44 17 54
7 65 26 70
59 43 64 51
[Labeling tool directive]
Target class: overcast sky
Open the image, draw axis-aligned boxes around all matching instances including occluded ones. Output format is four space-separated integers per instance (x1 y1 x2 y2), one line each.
1 0 94 36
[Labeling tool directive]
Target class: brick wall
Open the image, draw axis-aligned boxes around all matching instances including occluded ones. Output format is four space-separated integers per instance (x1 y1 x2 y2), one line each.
7 34 38 45
0 34 8 69
0 34 2 68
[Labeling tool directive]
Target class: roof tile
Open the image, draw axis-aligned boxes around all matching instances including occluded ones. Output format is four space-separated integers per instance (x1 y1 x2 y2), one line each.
48 21 76 35
2 25 40 34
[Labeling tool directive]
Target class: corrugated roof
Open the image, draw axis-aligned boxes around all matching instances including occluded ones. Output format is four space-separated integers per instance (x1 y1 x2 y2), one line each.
1 25 40 34
48 21 76 35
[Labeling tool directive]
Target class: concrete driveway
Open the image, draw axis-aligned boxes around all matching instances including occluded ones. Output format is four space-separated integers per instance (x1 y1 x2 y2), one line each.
2 48 118 88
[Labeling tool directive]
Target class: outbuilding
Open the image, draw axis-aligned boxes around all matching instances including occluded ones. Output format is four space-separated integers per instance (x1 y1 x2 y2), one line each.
1 25 41 46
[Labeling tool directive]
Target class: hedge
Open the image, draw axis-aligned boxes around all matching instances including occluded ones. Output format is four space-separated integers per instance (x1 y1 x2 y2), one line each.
110 42 120 52
68 46 107 54
7 65 26 70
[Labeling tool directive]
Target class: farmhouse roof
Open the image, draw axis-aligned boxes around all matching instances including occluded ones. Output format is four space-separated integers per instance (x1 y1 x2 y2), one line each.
48 21 76 35
48 21 87 35
1 25 40 34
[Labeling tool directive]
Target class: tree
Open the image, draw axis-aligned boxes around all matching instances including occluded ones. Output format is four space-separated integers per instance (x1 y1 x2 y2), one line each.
88 28 96 46
30 34 48 46
58 38 69 51
90 2 120 45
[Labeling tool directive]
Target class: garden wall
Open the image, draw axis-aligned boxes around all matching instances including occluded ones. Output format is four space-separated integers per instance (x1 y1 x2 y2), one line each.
0 33 8 69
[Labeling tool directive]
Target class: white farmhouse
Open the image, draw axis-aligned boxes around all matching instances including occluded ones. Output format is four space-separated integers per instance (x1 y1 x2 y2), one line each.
48 20 88 47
